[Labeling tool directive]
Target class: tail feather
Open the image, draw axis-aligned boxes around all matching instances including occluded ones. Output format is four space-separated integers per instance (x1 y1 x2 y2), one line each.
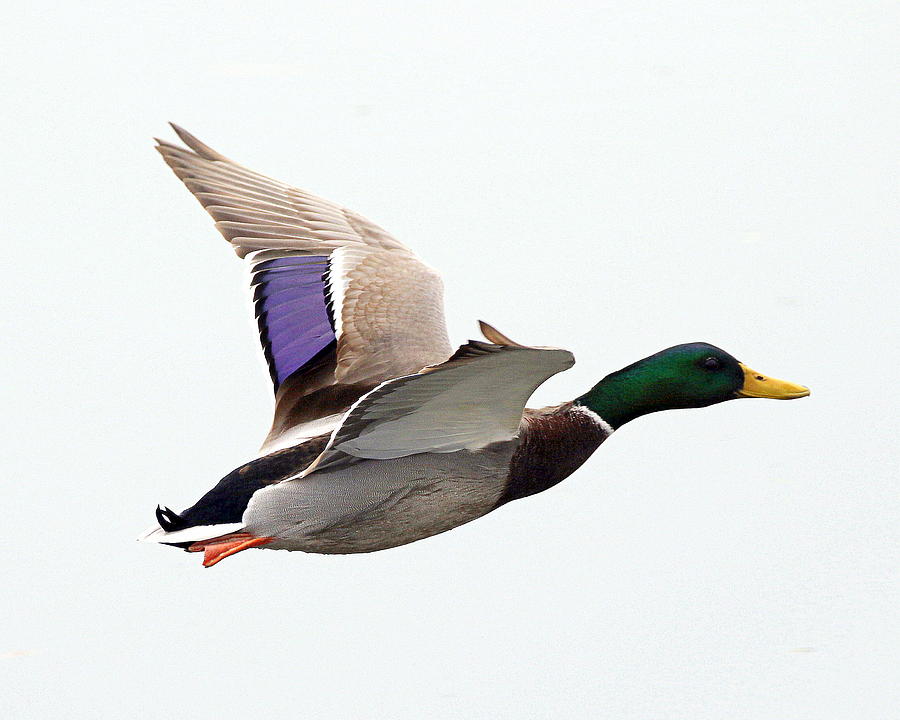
155 505 186 532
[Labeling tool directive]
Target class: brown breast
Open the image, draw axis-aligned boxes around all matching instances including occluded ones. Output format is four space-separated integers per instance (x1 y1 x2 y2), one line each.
497 403 611 505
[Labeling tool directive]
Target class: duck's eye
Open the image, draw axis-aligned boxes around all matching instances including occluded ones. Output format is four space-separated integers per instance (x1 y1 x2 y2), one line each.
702 357 721 370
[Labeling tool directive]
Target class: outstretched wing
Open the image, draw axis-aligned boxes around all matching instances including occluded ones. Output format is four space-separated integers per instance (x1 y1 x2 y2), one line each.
156 125 452 451
300 329 575 476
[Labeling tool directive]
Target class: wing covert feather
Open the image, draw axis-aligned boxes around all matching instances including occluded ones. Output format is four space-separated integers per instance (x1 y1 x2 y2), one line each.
301 340 575 475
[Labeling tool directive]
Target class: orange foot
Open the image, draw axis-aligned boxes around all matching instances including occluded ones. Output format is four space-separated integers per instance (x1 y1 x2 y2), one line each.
187 533 274 567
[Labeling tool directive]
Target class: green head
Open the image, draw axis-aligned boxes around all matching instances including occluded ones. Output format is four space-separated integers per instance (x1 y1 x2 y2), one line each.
576 342 809 429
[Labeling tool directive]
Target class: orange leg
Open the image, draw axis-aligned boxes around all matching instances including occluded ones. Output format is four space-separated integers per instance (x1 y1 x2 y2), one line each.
187 533 274 567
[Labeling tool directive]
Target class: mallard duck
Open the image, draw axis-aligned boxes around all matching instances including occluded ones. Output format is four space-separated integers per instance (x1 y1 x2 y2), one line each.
139 125 809 567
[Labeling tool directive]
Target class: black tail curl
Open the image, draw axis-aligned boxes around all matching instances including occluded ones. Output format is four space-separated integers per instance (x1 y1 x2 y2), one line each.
155 505 186 532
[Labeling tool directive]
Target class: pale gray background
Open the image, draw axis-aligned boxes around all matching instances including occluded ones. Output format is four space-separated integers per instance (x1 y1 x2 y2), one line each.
3 2 898 718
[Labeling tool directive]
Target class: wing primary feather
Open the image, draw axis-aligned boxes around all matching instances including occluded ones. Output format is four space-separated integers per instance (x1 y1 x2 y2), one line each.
478 321 524 347
169 122 232 162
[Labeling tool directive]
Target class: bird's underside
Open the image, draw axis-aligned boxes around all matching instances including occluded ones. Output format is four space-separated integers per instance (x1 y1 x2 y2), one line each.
242 402 612 556
150 401 611 566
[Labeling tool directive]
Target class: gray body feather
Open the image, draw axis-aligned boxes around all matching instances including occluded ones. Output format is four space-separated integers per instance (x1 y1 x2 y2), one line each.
244 442 515 553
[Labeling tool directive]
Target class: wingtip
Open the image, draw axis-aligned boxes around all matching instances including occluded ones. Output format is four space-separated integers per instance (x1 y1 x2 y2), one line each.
478 320 524 347
166 122 229 162
168 122 195 148
153 136 177 149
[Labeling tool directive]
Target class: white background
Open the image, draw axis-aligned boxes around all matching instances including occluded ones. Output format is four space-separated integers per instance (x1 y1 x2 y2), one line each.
3 2 898 718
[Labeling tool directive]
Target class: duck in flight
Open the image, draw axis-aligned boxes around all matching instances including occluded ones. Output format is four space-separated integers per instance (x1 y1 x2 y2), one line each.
139 125 809 567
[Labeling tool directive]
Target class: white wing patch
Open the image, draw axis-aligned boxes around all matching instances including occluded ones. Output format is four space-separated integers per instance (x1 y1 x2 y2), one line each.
326 245 368 341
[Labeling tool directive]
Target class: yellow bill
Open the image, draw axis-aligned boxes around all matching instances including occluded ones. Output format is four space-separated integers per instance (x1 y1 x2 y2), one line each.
737 363 810 399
